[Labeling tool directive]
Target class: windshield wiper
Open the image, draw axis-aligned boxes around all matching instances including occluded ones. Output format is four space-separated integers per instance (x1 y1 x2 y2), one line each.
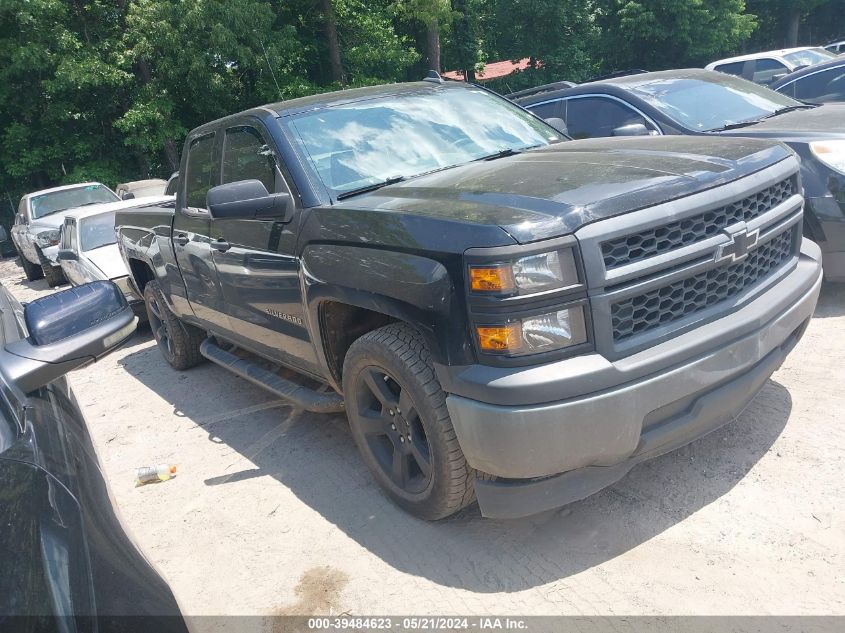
336 175 406 200
710 104 817 132
760 104 817 120
709 118 764 132
473 145 542 162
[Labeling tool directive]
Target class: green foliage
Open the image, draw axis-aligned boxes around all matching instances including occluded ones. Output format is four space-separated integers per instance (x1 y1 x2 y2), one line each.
597 0 757 70
0 0 843 214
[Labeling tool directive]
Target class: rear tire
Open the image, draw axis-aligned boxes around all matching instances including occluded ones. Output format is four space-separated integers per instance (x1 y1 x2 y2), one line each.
19 255 44 281
143 280 206 370
342 323 479 520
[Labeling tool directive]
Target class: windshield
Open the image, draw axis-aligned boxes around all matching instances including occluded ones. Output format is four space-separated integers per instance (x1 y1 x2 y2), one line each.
783 48 836 67
630 73 801 131
79 212 117 251
30 184 118 219
286 87 560 195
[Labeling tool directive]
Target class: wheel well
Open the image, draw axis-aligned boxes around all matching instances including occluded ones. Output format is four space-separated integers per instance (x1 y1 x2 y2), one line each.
128 258 155 293
320 301 394 383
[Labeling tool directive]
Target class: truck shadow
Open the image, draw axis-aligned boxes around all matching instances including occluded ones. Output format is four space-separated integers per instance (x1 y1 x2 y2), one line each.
814 281 845 318
118 348 792 593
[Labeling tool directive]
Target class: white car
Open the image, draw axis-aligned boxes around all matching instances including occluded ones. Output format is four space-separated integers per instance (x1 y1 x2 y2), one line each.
11 182 177 289
825 40 845 55
55 199 172 313
11 183 122 286
706 47 836 85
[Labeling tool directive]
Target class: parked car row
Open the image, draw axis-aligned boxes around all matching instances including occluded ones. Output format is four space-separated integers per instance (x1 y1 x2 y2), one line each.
510 68 845 282
10 181 175 312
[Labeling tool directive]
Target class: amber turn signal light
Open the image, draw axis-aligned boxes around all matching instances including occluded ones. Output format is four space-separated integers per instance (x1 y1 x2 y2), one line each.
477 323 523 353
469 265 515 293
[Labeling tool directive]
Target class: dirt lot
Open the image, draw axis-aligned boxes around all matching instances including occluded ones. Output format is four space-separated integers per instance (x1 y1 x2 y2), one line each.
2 256 843 618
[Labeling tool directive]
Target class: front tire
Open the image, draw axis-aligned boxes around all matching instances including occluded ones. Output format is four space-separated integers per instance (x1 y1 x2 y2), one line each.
143 280 206 370
19 255 44 281
41 262 66 287
342 323 479 520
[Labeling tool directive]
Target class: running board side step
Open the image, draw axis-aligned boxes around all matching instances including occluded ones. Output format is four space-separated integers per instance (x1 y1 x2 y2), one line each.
199 338 345 414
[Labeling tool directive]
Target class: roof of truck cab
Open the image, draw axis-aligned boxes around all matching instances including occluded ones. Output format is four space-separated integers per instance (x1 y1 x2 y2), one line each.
192 81 469 134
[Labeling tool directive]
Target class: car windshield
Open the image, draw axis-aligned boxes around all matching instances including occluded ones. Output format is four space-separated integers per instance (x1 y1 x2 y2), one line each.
783 48 836 67
286 87 560 195
629 73 801 132
30 185 118 219
79 212 117 251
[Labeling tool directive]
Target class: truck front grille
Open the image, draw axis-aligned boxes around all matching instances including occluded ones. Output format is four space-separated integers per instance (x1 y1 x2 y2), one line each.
601 177 794 270
610 225 796 341
574 158 804 359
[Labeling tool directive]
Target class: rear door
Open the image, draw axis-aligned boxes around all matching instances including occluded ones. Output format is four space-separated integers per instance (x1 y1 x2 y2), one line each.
211 118 318 373
172 131 231 332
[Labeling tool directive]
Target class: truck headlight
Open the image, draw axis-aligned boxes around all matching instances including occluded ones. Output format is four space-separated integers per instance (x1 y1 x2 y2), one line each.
469 248 579 296
810 140 845 174
476 305 588 356
35 229 60 248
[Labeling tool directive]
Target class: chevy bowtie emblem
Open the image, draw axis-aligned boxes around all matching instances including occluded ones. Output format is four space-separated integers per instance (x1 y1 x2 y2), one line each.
715 225 760 263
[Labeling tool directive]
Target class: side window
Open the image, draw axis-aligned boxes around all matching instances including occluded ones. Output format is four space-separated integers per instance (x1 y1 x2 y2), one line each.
222 125 275 194
795 67 845 103
184 134 217 210
714 61 745 77
752 59 788 85
526 101 562 120
564 97 655 139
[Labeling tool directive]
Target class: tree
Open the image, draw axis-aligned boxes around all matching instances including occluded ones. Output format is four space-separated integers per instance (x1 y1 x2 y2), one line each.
596 0 757 71
396 0 454 71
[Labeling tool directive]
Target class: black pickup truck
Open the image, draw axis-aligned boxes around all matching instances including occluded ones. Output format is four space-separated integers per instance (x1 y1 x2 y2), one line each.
115 79 823 520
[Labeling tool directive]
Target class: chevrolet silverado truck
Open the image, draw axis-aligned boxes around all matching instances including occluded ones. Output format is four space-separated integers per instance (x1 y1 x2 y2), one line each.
115 79 823 520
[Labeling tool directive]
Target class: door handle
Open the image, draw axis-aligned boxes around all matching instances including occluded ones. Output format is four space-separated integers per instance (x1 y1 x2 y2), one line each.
211 239 231 253
173 233 189 246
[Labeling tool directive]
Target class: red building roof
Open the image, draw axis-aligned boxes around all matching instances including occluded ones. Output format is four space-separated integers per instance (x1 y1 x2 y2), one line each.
443 58 535 81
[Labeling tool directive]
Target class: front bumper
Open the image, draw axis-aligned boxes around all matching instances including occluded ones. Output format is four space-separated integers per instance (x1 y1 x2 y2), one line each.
444 239 823 519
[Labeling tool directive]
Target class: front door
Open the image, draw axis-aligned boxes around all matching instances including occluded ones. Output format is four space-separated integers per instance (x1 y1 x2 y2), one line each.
172 131 230 332
211 120 318 374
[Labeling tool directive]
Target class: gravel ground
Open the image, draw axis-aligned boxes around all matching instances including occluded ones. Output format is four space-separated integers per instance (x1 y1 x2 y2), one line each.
2 256 843 619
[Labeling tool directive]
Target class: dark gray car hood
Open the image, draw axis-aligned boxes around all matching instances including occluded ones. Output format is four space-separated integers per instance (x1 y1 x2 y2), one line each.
339 136 794 243
719 103 845 141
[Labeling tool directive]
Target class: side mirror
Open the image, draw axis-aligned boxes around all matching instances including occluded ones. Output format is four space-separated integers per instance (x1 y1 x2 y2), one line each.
121 191 136 200
1 281 136 393
206 180 292 221
612 123 650 137
544 117 569 136
56 249 78 262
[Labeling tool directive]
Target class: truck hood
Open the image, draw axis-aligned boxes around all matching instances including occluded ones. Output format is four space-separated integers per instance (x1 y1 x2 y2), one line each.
83 244 129 280
718 103 845 141
338 136 794 243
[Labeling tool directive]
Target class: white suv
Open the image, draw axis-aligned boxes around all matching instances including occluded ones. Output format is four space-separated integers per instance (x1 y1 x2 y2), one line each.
706 47 836 85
